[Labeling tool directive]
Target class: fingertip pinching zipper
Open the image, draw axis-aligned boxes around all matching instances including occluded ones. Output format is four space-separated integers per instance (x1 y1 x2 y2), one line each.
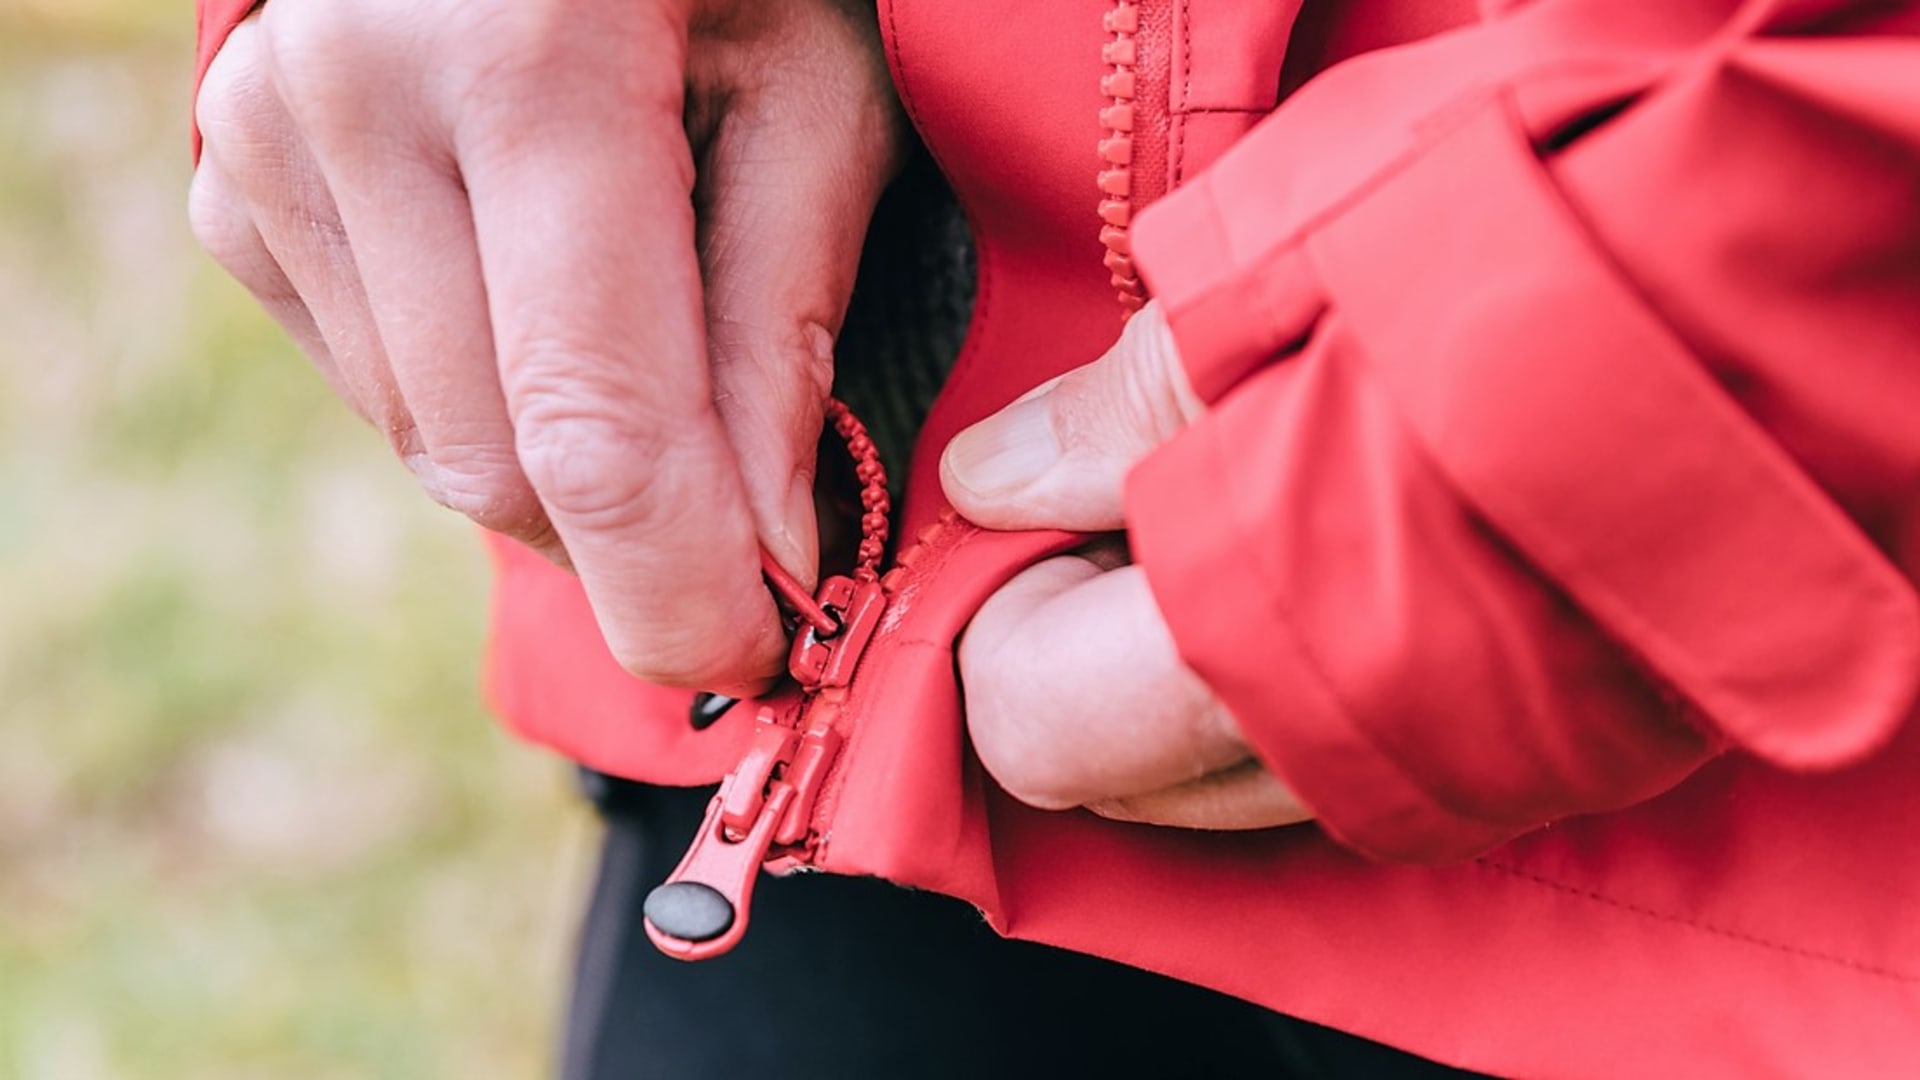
643 400 891 961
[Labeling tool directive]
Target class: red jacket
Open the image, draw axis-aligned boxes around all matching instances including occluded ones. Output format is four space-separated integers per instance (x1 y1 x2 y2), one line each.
197 0 1920 1075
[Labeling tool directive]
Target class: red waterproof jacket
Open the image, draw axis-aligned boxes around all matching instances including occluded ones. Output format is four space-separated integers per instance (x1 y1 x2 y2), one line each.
196 1 1920 1075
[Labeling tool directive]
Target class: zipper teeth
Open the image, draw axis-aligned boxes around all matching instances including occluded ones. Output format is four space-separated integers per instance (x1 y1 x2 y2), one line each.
1099 1 1146 316
824 397 891 582
886 507 967 575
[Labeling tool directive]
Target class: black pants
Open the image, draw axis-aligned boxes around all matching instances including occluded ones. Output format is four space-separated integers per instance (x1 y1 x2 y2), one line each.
565 776 1485 1080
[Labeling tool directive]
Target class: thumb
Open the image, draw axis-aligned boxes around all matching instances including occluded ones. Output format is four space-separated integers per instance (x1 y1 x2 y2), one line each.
942 302 1199 531
697 71 900 587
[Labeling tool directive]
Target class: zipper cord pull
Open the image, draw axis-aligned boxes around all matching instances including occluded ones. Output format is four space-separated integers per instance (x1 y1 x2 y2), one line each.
644 399 891 961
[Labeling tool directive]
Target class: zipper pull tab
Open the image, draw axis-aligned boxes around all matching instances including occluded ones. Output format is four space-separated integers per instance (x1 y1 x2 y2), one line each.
643 697 803 960
641 698 853 960
641 574 887 961
644 397 892 961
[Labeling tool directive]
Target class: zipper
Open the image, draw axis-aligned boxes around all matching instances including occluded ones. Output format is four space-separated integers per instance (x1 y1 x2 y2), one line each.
1100 0 1149 315
642 399 965 961
1100 0 1177 319
646 1 1183 958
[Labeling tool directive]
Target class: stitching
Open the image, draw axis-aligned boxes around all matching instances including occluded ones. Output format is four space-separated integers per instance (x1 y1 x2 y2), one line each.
1173 0 1192 184
1477 860 1920 983
1172 105 1273 115
880 0 922 140
1178 0 1192 112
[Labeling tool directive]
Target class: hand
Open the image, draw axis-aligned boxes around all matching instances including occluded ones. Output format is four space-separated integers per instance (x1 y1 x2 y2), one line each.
941 304 1312 830
190 0 901 692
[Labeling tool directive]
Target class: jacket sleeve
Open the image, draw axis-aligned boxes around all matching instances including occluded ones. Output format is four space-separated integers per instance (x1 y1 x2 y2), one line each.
1126 0 1920 862
193 0 258 160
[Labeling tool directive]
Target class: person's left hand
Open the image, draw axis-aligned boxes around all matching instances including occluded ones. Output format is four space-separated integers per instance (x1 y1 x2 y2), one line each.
940 304 1313 830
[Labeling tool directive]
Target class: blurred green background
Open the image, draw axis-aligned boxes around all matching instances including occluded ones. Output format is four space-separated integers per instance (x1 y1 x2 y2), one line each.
0 4 591 1077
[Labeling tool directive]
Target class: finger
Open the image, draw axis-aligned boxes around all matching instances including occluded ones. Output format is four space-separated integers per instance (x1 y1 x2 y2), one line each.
187 159 343 397
197 18 417 456
693 46 900 588
258 33 557 555
1086 759 1312 831
942 302 1199 531
456 14 785 688
960 555 1249 810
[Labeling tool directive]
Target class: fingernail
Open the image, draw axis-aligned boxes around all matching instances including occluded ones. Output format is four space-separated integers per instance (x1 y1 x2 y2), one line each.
752 471 818 595
772 470 820 590
944 397 1060 500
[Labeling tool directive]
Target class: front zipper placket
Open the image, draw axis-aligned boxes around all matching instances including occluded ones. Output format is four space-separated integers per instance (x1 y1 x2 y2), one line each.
646 0 1180 959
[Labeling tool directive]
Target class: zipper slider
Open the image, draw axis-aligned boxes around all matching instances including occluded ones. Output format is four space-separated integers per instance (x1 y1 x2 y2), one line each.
788 574 886 691
642 572 887 960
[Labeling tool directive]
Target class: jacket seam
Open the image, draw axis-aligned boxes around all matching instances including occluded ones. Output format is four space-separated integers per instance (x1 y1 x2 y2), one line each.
1171 105 1272 115
1173 0 1193 184
1477 859 1920 983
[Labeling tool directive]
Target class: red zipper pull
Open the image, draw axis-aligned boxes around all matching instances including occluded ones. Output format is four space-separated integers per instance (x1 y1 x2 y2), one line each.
643 573 887 961
642 695 803 959
643 398 891 961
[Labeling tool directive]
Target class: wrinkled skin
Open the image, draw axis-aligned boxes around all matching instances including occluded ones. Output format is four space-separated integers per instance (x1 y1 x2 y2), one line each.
192 0 902 694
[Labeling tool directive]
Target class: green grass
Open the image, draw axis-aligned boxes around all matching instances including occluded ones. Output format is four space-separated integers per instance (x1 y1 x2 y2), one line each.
0 10 590 1078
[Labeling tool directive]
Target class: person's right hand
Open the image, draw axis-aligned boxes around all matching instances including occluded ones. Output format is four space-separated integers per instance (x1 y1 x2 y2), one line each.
190 0 902 692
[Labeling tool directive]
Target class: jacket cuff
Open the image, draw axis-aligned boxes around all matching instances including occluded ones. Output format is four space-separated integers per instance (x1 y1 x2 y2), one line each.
1127 87 1919 861
1126 170 1325 407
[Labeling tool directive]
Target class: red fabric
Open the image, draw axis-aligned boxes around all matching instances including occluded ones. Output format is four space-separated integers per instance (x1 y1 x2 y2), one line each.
192 0 256 162
1129 0 1920 862
193 0 1920 1074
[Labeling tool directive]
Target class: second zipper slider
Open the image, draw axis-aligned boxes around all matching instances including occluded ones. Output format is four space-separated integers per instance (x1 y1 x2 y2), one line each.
642 571 888 961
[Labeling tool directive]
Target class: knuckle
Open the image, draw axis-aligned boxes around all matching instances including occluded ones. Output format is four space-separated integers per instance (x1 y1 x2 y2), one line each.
446 7 686 158
510 387 681 528
413 444 547 537
259 1 402 138
196 36 286 159
456 4 674 91
449 6 575 86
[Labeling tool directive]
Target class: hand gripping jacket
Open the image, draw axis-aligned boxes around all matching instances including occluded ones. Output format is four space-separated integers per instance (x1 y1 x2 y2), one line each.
196 0 1920 1075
